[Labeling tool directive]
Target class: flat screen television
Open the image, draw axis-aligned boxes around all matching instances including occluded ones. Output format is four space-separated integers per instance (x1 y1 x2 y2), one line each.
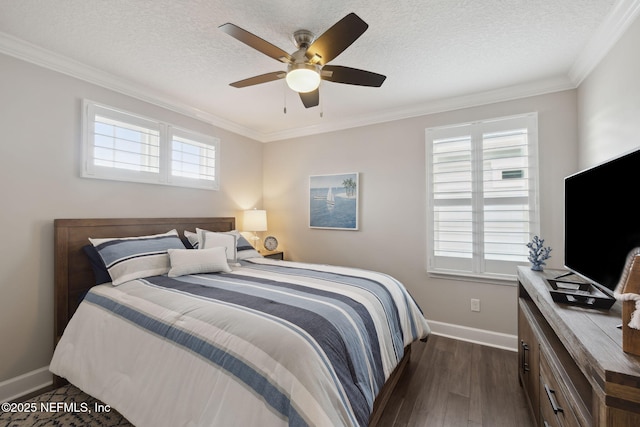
564 148 640 297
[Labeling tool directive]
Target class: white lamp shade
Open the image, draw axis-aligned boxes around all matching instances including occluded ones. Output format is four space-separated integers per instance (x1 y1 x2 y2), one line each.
243 209 267 232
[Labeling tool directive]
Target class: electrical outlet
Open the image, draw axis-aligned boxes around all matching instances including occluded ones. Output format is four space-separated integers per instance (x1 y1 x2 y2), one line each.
471 298 481 312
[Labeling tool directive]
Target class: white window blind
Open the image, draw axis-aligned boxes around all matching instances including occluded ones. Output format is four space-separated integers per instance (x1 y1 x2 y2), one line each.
82 101 220 190
93 115 160 173
426 113 539 281
169 129 218 185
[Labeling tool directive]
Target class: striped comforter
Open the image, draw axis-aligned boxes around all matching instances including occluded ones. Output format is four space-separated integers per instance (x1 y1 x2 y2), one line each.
50 258 430 427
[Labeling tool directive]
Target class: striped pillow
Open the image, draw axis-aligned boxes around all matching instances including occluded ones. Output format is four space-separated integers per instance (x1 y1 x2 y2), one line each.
89 229 185 286
184 230 199 248
236 233 254 251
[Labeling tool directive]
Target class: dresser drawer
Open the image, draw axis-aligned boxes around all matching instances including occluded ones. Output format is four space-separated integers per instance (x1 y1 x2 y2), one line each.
539 351 581 427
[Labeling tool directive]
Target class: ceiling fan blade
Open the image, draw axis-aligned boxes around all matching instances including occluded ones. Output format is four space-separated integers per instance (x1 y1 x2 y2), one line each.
230 71 285 88
322 65 386 87
305 13 368 65
299 89 319 108
219 23 292 63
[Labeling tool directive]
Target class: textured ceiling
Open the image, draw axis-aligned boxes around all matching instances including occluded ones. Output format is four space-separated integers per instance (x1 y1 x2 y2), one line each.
0 0 634 141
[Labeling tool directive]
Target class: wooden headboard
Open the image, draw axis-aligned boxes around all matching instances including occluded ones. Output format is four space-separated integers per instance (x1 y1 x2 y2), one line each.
53 217 235 346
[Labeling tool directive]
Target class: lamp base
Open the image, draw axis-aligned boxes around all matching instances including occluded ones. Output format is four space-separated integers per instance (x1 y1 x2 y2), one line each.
251 232 261 252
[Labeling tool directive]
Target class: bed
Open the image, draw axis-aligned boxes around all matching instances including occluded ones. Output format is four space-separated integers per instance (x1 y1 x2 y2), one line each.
51 217 430 427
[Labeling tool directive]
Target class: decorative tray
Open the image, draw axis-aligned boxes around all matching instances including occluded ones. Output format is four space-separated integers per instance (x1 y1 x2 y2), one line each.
544 271 616 310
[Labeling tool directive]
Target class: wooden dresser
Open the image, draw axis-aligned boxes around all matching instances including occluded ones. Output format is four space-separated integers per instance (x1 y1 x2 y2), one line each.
517 266 640 427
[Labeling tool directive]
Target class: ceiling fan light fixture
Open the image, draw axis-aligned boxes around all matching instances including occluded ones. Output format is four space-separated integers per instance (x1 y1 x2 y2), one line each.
286 64 321 93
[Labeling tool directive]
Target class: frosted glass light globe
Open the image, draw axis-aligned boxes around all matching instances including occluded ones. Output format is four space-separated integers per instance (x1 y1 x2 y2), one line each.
286 67 321 93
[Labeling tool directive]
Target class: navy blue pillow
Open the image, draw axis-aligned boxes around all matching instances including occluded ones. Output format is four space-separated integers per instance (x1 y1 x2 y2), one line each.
83 244 112 285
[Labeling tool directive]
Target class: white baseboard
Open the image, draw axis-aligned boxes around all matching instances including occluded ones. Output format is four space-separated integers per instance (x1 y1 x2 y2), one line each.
0 366 52 403
427 319 518 352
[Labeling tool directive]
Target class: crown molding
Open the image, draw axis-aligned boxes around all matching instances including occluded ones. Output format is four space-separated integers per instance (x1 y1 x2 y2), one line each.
267 0 640 142
569 0 640 86
0 31 264 142
2 0 638 144
261 76 575 142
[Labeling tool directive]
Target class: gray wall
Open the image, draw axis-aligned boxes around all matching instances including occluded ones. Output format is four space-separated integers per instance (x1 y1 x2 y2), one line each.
263 90 578 338
0 53 264 383
578 12 640 167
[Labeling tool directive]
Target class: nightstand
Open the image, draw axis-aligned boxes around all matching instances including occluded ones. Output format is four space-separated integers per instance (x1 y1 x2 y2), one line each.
262 250 284 260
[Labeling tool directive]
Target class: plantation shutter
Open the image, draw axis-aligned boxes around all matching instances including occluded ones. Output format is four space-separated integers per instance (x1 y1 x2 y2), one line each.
94 116 160 173
82 101 220 190
426 113 539 280
85 104 162 184
169 128 219 188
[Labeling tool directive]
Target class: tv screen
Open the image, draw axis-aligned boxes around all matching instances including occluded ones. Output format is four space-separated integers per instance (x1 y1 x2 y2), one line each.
564 148 640 295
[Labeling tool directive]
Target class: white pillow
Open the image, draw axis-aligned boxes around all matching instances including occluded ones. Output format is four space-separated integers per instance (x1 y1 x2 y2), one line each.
195 228 215 249
167 247 231 277
201 231 238 264
194 228 236 249
191 229 256 253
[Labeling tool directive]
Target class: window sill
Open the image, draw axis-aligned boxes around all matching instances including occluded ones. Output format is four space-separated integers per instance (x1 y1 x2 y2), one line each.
427 270 518 287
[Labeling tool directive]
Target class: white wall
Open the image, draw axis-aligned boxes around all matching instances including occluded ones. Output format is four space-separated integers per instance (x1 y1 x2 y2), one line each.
0 53 264 384
578 14 640 167
263 90 578 340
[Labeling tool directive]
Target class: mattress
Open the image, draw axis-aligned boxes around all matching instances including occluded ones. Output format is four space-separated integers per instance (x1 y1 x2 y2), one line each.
50 257 429 427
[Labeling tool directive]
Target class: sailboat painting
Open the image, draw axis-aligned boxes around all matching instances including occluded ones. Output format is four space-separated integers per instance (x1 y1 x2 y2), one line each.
309 173 359 230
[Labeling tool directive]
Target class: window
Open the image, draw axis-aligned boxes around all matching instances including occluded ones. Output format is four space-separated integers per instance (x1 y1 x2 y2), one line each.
425 113 539 281
82 101 220 190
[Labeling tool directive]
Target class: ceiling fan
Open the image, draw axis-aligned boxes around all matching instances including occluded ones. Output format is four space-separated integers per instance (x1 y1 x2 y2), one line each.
219 13 386 109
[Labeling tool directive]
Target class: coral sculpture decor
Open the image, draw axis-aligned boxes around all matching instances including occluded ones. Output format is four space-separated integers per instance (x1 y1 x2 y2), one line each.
526 235 552 271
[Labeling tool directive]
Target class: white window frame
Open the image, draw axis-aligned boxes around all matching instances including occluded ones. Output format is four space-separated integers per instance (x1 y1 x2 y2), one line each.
82 100 220 190
425 113 540 283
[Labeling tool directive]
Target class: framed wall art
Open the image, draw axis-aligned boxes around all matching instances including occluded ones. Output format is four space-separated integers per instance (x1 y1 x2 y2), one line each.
309 172 359 230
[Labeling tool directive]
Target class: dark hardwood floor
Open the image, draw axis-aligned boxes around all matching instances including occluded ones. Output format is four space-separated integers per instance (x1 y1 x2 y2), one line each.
377 334 534 427
8 335 533 427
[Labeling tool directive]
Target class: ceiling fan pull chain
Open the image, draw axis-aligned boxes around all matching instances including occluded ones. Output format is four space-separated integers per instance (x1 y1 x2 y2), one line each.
283 79 287 114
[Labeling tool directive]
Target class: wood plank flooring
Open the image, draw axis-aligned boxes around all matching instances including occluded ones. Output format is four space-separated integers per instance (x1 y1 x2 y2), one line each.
8 335 533 427
377 335 534 427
